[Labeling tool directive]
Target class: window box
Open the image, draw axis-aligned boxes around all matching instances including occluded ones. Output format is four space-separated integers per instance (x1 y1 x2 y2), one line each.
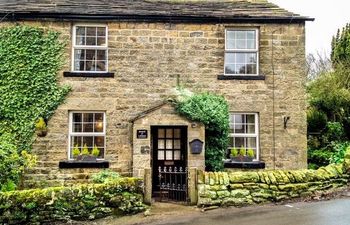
59 160 109 169
224 159 265 169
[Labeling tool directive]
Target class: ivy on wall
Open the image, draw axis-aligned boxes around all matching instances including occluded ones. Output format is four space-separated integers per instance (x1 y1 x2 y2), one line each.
0 25 70 190
175 91 229 171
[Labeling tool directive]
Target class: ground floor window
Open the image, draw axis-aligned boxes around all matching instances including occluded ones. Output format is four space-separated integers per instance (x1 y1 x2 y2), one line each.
228 113 259 161
68 111 106 159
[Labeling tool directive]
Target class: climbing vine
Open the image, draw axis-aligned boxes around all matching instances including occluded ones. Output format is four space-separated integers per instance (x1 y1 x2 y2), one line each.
0 25 70 190
175 91 229 171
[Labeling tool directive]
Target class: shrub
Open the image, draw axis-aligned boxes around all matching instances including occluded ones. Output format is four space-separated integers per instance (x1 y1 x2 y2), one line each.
0 134 36 191
0 25 70 189
92 170 121 184
0 178 146 224
307 108 327 133
330 142 350 164
175 92 229 171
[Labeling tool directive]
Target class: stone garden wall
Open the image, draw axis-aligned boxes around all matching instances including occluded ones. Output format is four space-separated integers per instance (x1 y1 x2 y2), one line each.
197 162 350 207
0 178 146 224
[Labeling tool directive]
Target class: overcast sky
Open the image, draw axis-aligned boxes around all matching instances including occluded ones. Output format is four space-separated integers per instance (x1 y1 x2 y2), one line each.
269 0 350 56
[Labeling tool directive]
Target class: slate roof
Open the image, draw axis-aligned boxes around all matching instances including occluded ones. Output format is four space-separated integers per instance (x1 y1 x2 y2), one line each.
0 0 313 22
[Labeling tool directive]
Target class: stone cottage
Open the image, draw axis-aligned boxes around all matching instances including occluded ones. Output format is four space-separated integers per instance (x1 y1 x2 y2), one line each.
0 0 313 190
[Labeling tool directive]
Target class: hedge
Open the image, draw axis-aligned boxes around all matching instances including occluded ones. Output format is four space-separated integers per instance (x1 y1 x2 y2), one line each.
0 178 146 224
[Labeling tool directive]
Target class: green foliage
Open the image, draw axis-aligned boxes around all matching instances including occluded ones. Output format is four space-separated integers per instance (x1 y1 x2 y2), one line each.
230 148 238 157
331 23 350 65
0 25 70 190
0 134 36 191
72 145 80 158
323 122 345 143
308 148 333 169
247 149 255 158
330 142 350 164
92 145 100 157
81 143 90 155
239 146 246 156
0 178 146 224
91 170 121 184
34 118 46 131
307 108 327 133
175 92 229 171
0 25 70 150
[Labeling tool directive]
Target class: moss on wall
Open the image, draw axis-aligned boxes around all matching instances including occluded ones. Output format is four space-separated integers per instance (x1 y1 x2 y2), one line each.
197 148 350 207
0 178 146 224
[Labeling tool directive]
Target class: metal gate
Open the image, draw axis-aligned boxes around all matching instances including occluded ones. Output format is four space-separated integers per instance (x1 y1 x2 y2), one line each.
158 166 188 203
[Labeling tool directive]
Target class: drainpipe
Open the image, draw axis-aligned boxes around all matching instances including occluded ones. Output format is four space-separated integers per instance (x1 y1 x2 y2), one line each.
271 28 281 170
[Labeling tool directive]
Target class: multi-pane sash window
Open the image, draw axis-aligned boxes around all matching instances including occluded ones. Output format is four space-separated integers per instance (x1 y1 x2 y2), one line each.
225 29 258 75
69 112 106 159
229 113 259 160
73 25 108 72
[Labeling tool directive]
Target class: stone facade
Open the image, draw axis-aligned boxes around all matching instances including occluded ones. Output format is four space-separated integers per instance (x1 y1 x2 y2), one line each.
2 19 307 187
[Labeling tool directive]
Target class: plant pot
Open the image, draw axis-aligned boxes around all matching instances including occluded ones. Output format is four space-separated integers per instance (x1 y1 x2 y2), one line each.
81 155 97 162
230 156 253 162
36 129 47 137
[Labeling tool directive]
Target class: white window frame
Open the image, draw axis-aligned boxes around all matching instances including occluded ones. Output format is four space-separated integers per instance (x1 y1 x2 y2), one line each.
68 111 106 160
228 113 260 161
224 28 259 76
72 24 108 73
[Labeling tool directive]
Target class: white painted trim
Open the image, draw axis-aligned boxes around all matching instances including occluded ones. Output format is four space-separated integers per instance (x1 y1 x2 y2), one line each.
71 24 108 72
224 28 259 76
68 111 106 160
229 112 260 161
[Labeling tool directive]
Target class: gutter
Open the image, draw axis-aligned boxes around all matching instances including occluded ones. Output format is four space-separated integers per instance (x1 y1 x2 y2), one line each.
0 12 315 23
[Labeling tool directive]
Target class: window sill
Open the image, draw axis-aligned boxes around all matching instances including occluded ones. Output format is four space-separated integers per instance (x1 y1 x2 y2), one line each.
223 159 265 169
63 72 114 78
217 75 265 80
59 160 109 169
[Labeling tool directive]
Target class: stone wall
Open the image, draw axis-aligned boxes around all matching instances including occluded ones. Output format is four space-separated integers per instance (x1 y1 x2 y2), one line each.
0 178 146 224
197 162 350 207
0 20 307 186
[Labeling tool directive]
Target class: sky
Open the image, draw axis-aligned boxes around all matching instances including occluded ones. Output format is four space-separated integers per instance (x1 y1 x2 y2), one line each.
269 0 350 56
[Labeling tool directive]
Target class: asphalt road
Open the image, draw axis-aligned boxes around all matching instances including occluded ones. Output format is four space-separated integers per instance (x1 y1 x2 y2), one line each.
145 198 350 225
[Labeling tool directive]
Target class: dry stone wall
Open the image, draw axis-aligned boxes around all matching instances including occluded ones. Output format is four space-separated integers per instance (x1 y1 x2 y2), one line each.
197 161 350 207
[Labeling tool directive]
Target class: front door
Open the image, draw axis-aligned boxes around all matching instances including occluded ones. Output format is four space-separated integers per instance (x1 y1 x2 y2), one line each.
152 126 187 195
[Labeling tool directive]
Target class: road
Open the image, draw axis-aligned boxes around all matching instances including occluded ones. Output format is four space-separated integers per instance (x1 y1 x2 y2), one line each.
67 196 350 225
140 198 350 225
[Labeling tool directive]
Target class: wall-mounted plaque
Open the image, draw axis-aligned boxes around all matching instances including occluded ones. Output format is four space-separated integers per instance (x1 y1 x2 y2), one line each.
137 130 148 139
190 139 204 154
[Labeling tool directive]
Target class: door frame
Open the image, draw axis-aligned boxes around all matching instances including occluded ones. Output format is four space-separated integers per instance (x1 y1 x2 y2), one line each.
151 125 188 194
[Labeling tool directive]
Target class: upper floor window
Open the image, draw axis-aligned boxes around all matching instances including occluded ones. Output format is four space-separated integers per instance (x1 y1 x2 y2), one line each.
72 25 108 72
68 111 106 159
225 29 258 76
228 113 259 161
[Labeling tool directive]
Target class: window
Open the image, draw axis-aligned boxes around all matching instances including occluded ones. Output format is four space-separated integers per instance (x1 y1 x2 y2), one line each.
225 29 258 75
72 25 108 72
68 112 106 159
228 113 259 160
